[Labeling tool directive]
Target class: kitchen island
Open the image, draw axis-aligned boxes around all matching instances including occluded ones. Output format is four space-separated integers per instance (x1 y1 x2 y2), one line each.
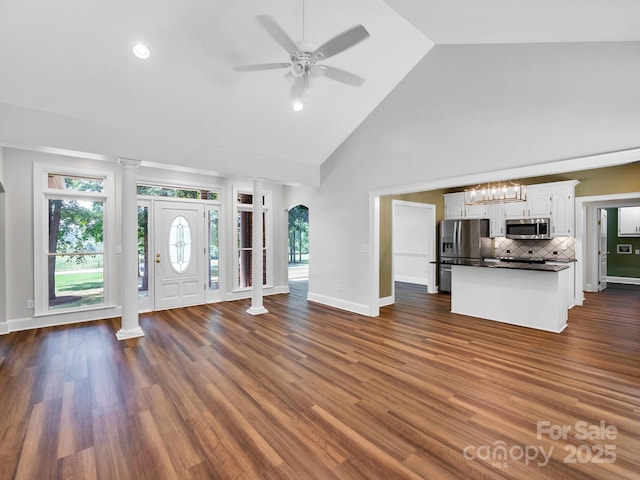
450 261 570 333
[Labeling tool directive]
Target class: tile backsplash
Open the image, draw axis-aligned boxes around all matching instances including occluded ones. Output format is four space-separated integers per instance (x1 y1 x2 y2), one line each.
494 237 575 260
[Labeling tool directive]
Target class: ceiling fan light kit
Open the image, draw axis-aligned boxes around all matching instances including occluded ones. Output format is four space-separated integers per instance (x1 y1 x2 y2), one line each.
234 4 370 110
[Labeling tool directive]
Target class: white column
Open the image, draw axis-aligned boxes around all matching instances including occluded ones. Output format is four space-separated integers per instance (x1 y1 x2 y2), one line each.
247 179 268 315
116 158 145 340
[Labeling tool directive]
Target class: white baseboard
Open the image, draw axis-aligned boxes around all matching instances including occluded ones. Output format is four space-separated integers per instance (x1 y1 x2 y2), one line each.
225 285 290 302
5 306 122 334
1 287 293 335
379 295 394 307
307 292 371 316
607 276 640 285
394 275 428 286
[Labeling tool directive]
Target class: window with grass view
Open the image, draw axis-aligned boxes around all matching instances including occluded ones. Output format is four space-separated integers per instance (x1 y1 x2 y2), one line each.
46 175 106 310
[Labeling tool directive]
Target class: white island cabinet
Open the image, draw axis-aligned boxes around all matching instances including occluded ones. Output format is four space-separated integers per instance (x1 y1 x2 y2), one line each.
451 264 570 333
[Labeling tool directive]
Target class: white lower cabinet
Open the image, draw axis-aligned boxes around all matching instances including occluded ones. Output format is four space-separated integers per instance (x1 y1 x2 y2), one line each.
546 261 575 309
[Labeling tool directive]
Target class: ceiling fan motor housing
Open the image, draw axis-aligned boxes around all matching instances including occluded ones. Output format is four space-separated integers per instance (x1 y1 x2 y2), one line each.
291 52 314 77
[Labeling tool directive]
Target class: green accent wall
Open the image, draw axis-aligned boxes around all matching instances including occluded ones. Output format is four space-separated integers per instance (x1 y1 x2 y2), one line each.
379 162 640 297
606 208 640 278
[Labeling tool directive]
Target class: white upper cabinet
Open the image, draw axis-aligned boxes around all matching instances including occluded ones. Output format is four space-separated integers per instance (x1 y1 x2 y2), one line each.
551 190 574 236
444 192 465 219
443 192 489 219
526 185 554 218
618 206 640 236
465 203 489 218
490 203 505 237
503 201 527 219
445 180 578 237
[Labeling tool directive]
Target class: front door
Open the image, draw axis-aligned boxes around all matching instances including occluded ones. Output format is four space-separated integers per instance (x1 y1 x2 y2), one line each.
598 209 608 291
154 201 205 310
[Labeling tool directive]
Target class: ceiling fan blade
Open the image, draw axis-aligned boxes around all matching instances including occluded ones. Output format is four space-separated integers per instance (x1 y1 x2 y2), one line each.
311 24 370 61
316 65 365 87
234 62 291 72
290 75 307 100
257 15 299 55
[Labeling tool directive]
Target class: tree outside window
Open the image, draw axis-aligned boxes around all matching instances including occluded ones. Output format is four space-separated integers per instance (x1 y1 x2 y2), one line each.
47 176 105 309
288 205 309 264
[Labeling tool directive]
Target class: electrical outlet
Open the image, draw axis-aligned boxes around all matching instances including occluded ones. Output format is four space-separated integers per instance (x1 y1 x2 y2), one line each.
560 243 567 250
636 249 640 255
26 299 34 309
337 283 342 292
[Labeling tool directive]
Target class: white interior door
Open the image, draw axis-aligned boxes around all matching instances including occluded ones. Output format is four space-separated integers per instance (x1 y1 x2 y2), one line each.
598 209 608 291
391 200 437 298
154 201 205 310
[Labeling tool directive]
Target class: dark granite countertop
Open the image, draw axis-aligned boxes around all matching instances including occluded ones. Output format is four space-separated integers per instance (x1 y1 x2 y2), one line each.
452 260 569 272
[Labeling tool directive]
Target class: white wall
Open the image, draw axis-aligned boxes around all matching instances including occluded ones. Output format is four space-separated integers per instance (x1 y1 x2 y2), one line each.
3 149 117 322
295 42 640 314
0 103 319 187
2 148 289 330
0 147 5 327
4 150 35 321
0 146 4 187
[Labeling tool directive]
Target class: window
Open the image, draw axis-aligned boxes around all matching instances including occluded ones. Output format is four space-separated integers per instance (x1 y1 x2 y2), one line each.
169 216 192 272
47 198 104 309
209 209 220 290
138 203 149 299
137 184 219 201
234 188 271 290
35 166 114 314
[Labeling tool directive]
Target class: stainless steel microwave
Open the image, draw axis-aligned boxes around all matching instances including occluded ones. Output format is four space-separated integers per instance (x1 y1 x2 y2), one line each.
505 218 551 240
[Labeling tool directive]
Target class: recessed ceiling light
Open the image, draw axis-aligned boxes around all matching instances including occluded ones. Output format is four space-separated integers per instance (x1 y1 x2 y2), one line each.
133 43 150 60
292 101 304 112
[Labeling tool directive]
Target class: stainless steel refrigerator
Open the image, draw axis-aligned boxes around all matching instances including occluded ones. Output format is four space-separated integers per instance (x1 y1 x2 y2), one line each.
439 219 491 292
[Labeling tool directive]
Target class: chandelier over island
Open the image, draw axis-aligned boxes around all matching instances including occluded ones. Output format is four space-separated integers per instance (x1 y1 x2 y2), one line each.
464 181 527 205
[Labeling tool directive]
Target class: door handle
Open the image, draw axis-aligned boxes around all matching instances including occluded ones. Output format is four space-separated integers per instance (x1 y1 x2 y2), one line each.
155 253 161 263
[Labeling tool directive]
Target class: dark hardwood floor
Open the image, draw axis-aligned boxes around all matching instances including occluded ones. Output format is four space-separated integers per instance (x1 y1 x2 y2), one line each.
1 282 638 479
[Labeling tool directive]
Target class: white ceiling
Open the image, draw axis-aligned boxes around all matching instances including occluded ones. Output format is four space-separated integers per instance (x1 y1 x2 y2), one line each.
1 1 640 185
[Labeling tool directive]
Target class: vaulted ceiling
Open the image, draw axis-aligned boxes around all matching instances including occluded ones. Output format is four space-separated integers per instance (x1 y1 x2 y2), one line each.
1 1 639 186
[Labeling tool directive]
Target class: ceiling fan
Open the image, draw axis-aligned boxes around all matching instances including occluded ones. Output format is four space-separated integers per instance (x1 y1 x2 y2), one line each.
234 6 370 111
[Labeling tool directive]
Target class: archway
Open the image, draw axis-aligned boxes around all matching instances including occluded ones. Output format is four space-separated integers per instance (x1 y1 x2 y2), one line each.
288 205 309 296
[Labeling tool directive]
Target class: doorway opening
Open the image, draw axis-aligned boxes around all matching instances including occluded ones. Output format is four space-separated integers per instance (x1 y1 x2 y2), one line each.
576 192 640 304
288 205 309 298
390 200 437 304
136 184 223 311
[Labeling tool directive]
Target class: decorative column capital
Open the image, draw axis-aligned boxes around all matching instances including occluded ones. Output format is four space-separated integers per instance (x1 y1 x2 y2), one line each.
118 158 141 169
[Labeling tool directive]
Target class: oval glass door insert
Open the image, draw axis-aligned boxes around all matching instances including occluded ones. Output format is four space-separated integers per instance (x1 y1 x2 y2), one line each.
169 215 192 273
